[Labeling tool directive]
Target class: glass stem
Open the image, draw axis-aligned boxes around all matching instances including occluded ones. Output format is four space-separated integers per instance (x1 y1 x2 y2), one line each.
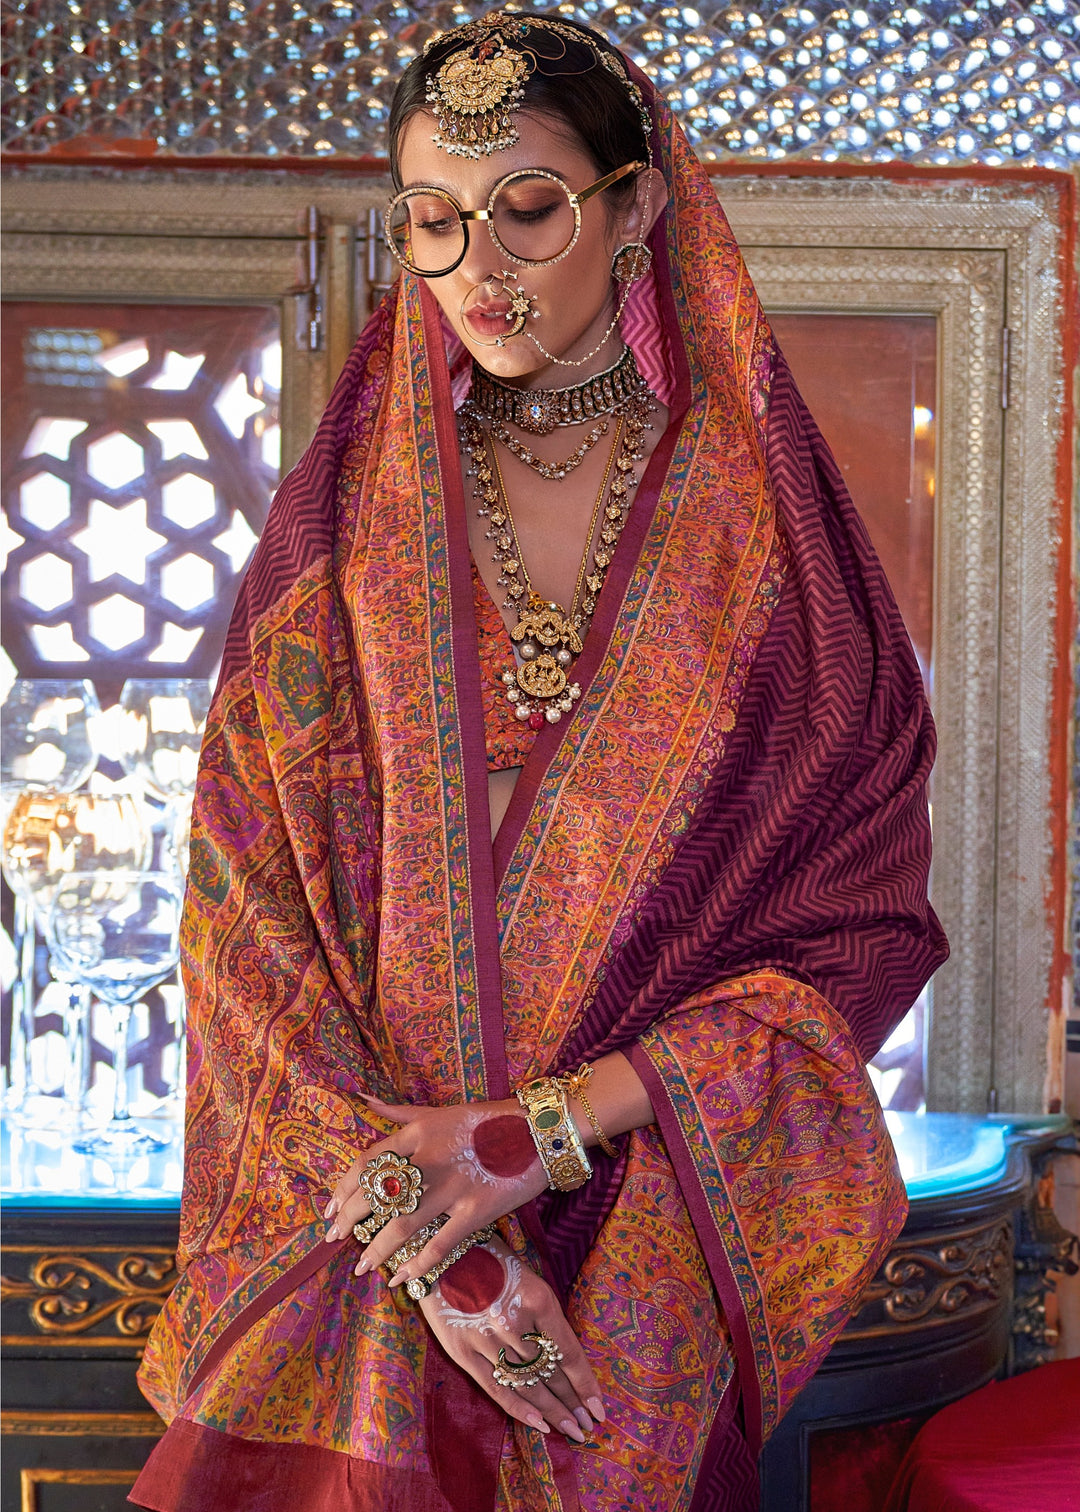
13 893 40 1099
110 1003 134 1125
6 895 28 1105
63 983 92 1114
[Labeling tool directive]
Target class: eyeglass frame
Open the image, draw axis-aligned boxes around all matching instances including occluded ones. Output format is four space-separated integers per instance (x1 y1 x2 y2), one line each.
383 160 645 278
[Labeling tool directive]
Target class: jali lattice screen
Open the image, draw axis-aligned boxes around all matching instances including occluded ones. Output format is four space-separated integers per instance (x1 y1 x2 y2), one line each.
1 302 280 685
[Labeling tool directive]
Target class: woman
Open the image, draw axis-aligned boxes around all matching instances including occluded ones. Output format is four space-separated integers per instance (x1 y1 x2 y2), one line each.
132 13 947 1511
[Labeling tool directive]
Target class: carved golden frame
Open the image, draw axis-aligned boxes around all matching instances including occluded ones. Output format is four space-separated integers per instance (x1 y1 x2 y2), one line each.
1 165 1069 1112
715 172 1069 1116
3 1410 164 1437
20 1467 138 1512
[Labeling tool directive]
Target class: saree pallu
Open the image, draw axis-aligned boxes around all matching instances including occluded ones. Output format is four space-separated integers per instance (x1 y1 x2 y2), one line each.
133 79 947 1512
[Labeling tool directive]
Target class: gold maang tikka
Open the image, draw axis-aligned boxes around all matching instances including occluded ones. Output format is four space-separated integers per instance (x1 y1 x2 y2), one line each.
427 25 529 159
424 12 652 161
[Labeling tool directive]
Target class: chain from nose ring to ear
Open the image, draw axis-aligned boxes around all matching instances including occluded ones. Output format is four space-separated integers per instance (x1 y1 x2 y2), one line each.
525 171 653 371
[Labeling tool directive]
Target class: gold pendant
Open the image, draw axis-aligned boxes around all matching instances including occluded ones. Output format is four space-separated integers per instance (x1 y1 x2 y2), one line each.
510 597 583 656
516 654 566 701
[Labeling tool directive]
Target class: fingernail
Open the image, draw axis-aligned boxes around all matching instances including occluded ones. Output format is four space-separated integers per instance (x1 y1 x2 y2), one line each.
574 1407 593 1432
526 1413 549 1433
586 1397 605 1423
323 1197 337 1220
560 1418 586 1444
325 1224 339 1242
356 1256 370 1275
387 1270 404 1287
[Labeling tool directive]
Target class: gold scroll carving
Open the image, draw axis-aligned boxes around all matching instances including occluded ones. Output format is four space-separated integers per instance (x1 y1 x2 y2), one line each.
1 1247 176 1340
848 1218 1012 1338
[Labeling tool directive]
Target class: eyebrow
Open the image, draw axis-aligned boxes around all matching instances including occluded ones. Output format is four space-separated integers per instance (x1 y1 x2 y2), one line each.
398 165 572 198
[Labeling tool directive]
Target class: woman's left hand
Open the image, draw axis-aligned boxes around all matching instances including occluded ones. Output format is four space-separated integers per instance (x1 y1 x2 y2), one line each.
324 1094 549 1287
417 1232 605 1442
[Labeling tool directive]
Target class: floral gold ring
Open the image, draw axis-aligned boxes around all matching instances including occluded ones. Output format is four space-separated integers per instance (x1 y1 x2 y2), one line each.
353 1150 423 1246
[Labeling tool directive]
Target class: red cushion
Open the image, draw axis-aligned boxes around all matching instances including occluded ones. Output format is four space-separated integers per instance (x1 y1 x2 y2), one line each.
885 1358 1080 1512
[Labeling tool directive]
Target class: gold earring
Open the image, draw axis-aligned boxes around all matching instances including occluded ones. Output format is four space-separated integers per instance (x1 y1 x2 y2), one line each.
611 242 653 284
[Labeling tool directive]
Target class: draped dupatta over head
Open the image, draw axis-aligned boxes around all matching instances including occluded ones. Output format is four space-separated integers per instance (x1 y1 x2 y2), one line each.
134 61 947 1512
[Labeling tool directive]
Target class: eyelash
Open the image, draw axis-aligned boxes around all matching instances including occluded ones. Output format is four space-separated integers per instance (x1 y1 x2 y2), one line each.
505 205 557 224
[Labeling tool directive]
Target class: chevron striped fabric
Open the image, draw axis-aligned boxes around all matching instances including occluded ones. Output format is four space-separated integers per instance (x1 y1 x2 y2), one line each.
132 59 946 1512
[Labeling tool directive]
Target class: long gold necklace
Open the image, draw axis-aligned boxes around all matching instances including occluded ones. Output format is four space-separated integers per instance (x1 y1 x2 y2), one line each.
461 387 655 727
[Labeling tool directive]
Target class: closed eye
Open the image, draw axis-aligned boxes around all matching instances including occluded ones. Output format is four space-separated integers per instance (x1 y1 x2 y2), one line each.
504 203 559 224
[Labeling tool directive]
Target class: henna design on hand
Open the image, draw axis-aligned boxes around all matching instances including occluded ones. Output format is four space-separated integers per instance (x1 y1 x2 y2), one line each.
450 1112 538 1187
434 1243 523 1334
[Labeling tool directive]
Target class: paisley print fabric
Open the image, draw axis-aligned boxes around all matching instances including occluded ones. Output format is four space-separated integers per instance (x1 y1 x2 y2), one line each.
133 54 945 1512
473 564 539 773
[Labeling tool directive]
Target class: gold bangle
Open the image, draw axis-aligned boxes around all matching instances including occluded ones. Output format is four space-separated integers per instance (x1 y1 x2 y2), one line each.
516 1076 593 1191
563 1063 618 1157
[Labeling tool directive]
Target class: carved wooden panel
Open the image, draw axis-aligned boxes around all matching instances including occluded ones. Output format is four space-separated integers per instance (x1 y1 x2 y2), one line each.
847 1217 1013 1338
0 1245 177 1352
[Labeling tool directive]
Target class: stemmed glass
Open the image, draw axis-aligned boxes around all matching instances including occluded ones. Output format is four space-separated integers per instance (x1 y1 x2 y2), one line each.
1 679 101 794
2 791 152 1128
118 680 211 875
48 871 183 1158
1 680 102 1113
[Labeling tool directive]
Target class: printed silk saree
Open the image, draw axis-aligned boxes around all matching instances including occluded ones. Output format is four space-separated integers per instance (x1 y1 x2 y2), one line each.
133 80 947 1512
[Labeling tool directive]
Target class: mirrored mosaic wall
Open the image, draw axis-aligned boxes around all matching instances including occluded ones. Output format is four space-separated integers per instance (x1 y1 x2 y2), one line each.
2 0 1078 165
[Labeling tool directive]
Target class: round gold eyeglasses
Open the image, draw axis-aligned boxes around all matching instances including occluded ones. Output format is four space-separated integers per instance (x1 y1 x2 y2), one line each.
384 161 643 278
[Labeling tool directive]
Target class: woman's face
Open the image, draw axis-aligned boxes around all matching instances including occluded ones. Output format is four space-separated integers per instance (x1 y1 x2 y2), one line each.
394 109 659 385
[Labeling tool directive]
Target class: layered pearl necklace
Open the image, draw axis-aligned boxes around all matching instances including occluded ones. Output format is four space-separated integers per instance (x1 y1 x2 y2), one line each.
460 353 656 729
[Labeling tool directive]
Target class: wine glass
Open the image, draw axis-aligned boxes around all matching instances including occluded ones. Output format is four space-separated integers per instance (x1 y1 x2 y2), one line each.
1 679 101 796
118 680 210 879
2 791 153 1128
117 679 211 799
48 872 183 1159
1 679 101 1113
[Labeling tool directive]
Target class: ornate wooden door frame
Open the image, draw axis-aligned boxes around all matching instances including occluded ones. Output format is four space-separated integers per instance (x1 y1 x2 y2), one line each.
2 161 1073 1112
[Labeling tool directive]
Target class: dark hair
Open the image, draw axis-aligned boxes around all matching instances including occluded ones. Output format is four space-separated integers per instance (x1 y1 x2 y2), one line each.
387 12 650 212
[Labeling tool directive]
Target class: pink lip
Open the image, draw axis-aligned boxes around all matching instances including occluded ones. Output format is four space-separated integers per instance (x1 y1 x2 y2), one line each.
465 302 513 336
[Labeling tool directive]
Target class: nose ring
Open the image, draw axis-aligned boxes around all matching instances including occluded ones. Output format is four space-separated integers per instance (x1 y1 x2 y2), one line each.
460 272 539 348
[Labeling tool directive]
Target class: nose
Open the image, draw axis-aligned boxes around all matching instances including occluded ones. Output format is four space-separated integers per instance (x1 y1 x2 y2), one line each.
457 214 504 285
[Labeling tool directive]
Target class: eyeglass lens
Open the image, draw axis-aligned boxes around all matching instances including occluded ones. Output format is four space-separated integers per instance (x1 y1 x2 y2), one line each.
389 175 578 275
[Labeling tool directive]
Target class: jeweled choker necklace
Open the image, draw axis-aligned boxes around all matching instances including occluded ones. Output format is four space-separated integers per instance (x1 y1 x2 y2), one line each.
467 346 647 437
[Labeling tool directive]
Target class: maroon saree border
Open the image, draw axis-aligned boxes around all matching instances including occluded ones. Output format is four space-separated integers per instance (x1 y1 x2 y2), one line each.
130 1415 455 1512
418 277 510 1106
418 279 583 1510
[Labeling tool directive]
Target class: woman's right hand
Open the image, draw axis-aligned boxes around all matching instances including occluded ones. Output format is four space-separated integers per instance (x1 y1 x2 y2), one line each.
417 1233 605 1443
325 1094 550 1286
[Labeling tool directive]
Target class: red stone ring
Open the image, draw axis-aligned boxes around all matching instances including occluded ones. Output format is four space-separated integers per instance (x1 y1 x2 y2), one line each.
354 1151 424 1243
